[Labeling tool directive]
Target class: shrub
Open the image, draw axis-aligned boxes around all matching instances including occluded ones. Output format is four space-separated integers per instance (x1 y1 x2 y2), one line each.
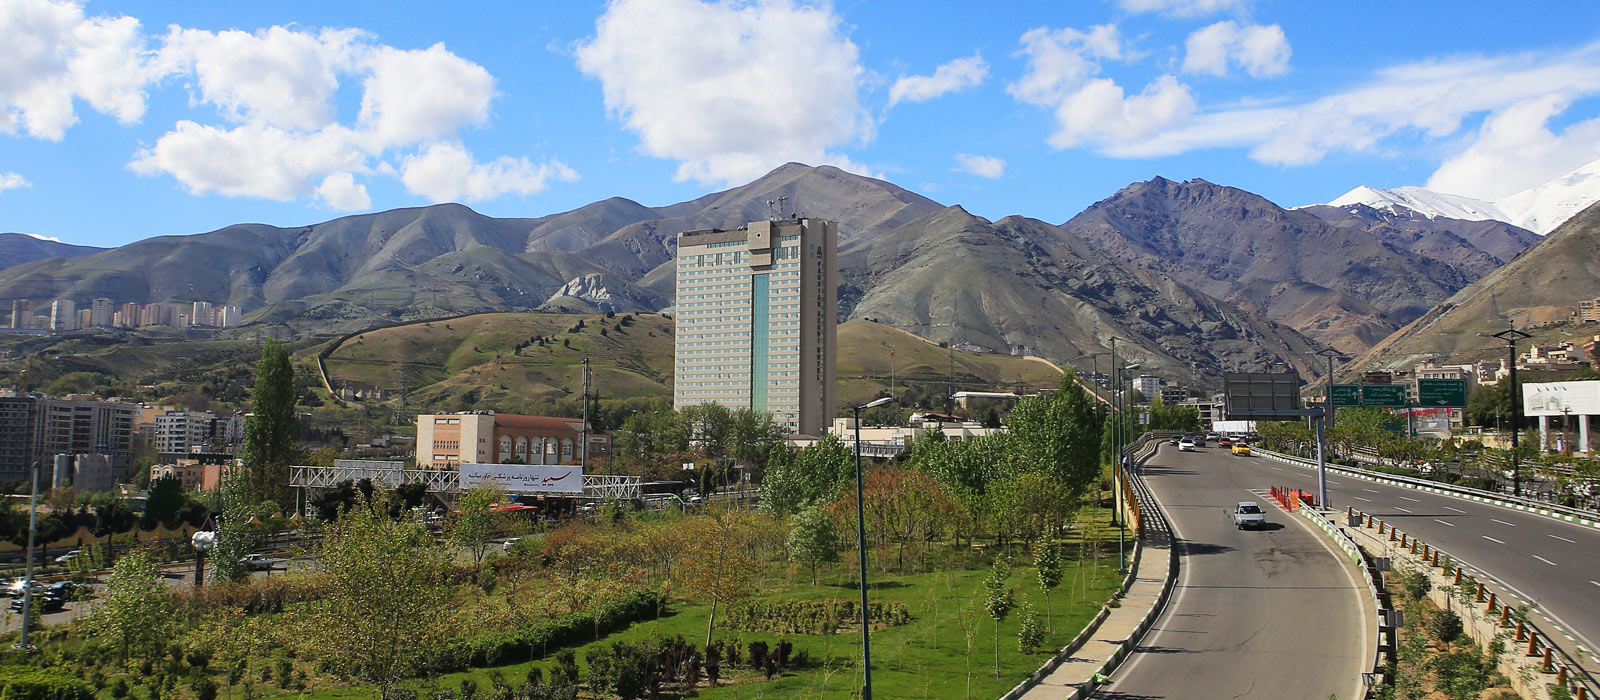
722 598 913 634
1429 610 1464 643
0 667 96 700
429 589 665 672
1402 570 1432 600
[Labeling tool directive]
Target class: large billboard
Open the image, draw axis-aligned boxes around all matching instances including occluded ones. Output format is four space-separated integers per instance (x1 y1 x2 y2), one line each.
459 463 584 494
1222 372 1303 420
1522 381 1600 417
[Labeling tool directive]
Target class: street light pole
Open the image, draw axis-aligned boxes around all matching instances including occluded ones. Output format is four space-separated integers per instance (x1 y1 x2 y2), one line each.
1117 363 1140 575
1492 328 1532 496
853 395 894 700
1108 338 1119 527
15 459 39 652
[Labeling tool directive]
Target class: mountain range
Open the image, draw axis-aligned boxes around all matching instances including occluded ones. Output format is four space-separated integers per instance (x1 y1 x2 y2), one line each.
0 233 103 272
1 163 1578 384
1320 156 1600 235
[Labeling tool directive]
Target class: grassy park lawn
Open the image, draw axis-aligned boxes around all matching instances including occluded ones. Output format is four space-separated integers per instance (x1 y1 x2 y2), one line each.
271 509 1127 700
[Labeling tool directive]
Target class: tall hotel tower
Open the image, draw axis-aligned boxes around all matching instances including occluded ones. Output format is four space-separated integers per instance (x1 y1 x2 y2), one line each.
673 217 837 436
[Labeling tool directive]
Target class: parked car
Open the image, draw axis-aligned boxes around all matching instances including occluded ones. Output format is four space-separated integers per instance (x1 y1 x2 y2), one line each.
1231 502 1267 530
47 581 89 600
502 537 524 552
53 550 82 565
1231 442 1252 456
9 594 64 613
1178 438 1196 452
241 554 273 571
4 579 44 599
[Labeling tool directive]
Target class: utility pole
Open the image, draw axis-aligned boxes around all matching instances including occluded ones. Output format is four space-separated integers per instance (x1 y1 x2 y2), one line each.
581 358 591 467
1109 337 1119 527
1492 328 1532 496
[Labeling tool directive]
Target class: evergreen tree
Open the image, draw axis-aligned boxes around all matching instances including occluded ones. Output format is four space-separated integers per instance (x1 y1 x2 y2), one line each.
240 338 299 505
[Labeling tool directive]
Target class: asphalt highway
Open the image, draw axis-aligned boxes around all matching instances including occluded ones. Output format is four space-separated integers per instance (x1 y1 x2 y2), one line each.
1243 448 1600 668
1096 444 1371 700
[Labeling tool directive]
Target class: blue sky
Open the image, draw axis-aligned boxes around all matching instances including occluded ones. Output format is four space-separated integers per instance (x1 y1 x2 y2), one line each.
3 0 1600 248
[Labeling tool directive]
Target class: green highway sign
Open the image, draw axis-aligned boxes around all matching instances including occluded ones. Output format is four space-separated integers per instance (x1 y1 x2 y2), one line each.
1361 384 1407 408
1330 385 1362 407
1417 379 1468 408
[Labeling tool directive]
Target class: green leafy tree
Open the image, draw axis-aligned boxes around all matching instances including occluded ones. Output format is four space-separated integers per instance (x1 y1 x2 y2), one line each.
1034 539 1062 632
210 472 253 584
305 494 452 700
142 475 186 528
983 559 1016 676
1017 600 1043 653
614 409 689 463
786 505 841 584
759 434 853 515
239 338 300 505
1005 374 1101 497
88 548 173 662
450 483 507 575
680 403 734 459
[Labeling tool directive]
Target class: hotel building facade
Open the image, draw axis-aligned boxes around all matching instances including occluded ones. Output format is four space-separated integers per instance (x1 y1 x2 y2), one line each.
673 218 837 436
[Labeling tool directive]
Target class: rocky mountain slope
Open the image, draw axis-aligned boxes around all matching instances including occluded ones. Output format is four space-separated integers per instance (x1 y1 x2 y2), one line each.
1358 200 1600 370
1 164 1327 383
843 206 1323 381
1062 177 1517 352
0 233 103 272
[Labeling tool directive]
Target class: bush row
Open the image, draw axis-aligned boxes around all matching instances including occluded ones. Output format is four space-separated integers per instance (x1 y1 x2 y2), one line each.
170 574 329 617
722 598 912 635
0 666 95 700
429 590 665 672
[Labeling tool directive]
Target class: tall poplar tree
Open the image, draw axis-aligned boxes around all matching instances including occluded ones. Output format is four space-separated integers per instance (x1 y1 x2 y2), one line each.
240 338 299 506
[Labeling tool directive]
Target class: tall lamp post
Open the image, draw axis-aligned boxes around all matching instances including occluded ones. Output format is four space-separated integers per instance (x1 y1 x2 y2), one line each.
853 395 894 700
1492 328 1532 495
14 458 40 652
1116 362 1140 574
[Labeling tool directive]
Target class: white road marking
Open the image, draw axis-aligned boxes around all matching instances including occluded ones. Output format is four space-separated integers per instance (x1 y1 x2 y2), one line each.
1482 535 1505 544
1272 467 1283 471
1395 507 1413 513
1329 480 1344 485
1433 519 1455 527
1549 534 1576 544
1490 519 1517 527
1355 497 1372 502
1399 496 1421 502
1532 555 1557 567
1444 507 1466 514
1363 489 1379 493
1590 581 1599 588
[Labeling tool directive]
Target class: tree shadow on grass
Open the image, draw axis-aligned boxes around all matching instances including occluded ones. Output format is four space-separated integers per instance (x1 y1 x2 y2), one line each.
829 580 911 591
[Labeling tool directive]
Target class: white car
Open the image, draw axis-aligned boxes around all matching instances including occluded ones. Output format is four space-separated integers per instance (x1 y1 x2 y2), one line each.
502 537 524 552
1178 438 1196 452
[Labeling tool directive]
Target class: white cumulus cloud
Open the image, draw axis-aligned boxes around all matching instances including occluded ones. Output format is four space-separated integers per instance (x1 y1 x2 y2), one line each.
888 55 987 108
316 172 371 211
129 120 367 206
1118 0 1250 17
953 154 1004 178
1 0 154 140
1426 94 1600 200
400 142 578 203
575 0 872 185
0 171 30 192
1182 21 1290 78
155 25 368 130
357 43 495 149
1010 23 1194 152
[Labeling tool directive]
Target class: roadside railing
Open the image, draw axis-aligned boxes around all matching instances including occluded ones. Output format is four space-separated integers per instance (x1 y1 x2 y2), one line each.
1294 502 1388 698
1254 446 1600 528
1348 507 1598 699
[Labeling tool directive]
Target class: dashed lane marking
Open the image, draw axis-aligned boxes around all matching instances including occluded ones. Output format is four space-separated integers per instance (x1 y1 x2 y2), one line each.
1363 489 1379 493
1399 496 1421 502
1355 497 1372 502
1533 555 1557 567
1395 507 1413 513
1433 519 1456 527
1490 519 1517 527
1549 534 1576 544
1444 507 1466 514
1482 535 1506 544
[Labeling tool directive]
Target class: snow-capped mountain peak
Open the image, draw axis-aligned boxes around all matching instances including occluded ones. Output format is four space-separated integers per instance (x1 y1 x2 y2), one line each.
1313 156 1600 235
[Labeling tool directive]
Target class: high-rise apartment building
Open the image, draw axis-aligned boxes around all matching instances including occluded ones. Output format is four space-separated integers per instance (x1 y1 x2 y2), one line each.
191 301 214 327
9 300 31 329
50 299 76 332
0 396 135 481
673 217 837 435
90 298 114 327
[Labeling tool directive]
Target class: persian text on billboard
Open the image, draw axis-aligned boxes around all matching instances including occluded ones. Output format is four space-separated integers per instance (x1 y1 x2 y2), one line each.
459 464 584 494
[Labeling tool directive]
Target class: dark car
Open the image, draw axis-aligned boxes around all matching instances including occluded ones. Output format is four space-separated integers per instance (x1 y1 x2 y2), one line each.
9 594 65 614
48 581 89 600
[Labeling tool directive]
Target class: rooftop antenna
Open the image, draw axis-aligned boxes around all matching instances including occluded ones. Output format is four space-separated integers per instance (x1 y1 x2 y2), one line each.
765 196 791 221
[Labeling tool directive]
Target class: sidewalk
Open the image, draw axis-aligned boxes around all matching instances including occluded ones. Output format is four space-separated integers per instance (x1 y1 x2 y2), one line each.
1016 501 1173 700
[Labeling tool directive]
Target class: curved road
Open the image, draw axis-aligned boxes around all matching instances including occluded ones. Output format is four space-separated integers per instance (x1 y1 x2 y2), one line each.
1246 449 1600 669
1097 445 1371 700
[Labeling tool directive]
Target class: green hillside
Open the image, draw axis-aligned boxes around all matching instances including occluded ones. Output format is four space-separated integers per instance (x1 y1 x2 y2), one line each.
314 312 1067 414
